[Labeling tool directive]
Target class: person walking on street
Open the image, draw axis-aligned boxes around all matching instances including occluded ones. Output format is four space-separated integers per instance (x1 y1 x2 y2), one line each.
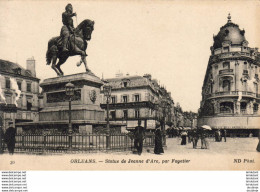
134 120 145 155
201 129 208 149
181 131 187 145
0 127 4 154
192 130 199 149
256 130 260 152
222 129 227 142
154 126 164 155
4 122 16 155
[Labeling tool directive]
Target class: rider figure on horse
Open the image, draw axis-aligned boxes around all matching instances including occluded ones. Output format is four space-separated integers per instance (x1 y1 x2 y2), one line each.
61 3 77 52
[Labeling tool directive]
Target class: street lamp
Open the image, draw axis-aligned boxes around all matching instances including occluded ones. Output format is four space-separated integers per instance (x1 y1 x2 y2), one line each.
103 84 112 148
65 82 75 133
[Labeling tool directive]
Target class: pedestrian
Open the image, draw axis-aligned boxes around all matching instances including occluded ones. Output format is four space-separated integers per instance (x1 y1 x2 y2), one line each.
214 130 218 142
201 129 208 149
0 127 4 154
188 130 191 143
4 122 16 155
257 130 260 152
181 131 187 145
154 126 164 155
134 120 145 155
192 130 199 149
222 129 227 142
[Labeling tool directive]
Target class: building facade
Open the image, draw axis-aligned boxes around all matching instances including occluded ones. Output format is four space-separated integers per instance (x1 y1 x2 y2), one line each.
0 57 40 132
198 15 260 136
101 74 175 130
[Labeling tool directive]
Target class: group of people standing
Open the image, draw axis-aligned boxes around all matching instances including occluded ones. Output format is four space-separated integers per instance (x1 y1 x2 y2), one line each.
133 120 164 155
0 122 16 155
180 129 208 149
215 129 227 142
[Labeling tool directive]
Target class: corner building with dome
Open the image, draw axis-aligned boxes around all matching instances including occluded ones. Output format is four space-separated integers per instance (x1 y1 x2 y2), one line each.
198 15 260 136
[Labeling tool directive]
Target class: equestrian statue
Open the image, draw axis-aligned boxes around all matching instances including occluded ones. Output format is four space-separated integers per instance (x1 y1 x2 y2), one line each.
46 4 95 76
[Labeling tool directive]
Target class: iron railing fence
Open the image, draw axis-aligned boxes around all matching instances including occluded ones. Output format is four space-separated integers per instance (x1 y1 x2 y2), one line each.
1 133 155 154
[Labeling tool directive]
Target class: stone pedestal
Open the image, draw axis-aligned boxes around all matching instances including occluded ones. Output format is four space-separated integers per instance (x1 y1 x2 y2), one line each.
39 72 105 123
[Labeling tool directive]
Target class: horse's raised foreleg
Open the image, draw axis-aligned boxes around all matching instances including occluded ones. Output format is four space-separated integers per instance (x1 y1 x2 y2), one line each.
51 56 61 76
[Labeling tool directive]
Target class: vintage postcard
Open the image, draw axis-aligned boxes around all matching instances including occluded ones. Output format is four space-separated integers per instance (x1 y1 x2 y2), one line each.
0 0 259 170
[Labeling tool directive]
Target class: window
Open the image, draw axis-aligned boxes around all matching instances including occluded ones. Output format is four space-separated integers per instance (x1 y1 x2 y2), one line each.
123 110 128 119
134 94 140 102
123 95 128 103
110 111 116 120
123 82 127 87
223 46 229 52
5 78 10 89
27 82 31 92
223 62 230 69
17 81 22 90
135 110 140 118
253 104 258 114
220 102 234 114
111 96 116 104
27 100 32 110
222 80 230 92
240 102 247 114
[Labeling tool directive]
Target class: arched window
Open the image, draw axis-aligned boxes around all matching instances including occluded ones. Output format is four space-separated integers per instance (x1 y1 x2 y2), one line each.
220 102 234 114
240 102 247 114
253 104 258 114
223 80 230 92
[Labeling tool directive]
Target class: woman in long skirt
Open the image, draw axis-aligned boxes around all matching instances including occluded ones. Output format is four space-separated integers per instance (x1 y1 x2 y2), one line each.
181 131 187 145
154 128 164 154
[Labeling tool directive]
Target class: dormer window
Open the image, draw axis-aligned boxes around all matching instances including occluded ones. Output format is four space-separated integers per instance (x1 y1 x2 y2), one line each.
14 68 21 75
5 78 10 89
121 79 130 88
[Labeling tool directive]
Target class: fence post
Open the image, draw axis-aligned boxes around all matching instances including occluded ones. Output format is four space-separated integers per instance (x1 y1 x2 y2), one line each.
68 132 73 151
22 134 25 150
43 134 46 154
124 135 127 151
106 133 110 150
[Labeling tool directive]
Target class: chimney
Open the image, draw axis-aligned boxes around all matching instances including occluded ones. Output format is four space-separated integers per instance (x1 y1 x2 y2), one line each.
143 74 152 81
26 57 36 77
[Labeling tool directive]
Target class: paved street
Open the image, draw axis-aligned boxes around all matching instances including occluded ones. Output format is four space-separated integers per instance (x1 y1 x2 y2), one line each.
143 137 259 156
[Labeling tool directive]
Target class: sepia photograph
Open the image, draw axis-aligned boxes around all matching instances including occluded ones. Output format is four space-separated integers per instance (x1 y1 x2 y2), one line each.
0 0 259 170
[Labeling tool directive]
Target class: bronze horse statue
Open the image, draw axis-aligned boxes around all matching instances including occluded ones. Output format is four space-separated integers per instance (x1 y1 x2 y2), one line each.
46 19 94 76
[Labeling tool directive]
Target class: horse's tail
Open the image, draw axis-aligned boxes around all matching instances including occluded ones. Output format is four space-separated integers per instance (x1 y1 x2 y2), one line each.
46 37 59 65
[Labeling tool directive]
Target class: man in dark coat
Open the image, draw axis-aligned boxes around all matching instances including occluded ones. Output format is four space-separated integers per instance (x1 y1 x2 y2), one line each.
0 127 4 154
192 129 199 149
222 129 227 142
134 120 145 155
4 123 16 155
61 3 77 52
257 130 260 152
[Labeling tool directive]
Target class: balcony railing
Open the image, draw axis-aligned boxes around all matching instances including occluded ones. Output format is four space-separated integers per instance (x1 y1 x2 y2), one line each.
205 91 258 99
219 69 233 75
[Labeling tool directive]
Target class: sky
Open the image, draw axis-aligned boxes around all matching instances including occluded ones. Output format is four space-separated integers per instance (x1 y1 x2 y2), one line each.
0 1 259 112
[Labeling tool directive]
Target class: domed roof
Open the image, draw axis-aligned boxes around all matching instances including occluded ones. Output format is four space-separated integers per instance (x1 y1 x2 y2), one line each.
213 14 246 49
